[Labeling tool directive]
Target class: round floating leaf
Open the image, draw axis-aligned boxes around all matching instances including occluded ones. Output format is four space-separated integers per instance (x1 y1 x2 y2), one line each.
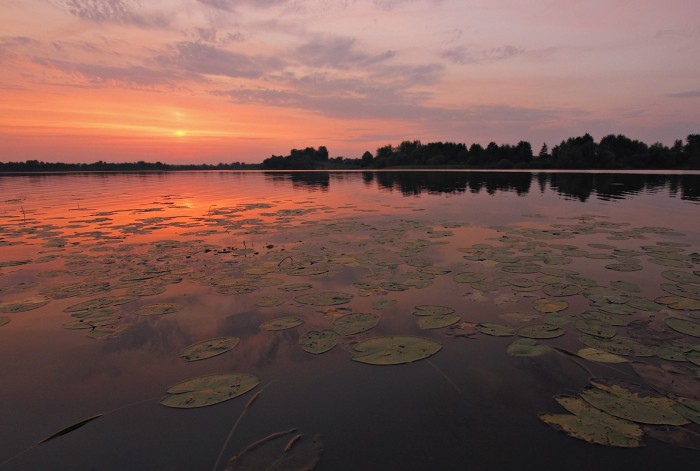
578 335 655 357
160 372 258 408
661 283 700 301
605 263 643 272
539 395 644 448
665 317 700 338
475 323 515 337
331 312 379 336
294 291 353 306
577 347 628 364
63 295 138 313
610 280 641 293
413 305 455 316
278 283 312 292
417 313 461 330
507 339 553 357
135 303 182 316
581 378 689 425
580 310 628 326
255 295 285 307
300 330 340 354
661 270 700 284
260 316 304 331
453 272 486 283
574 319 617 339
656 296 700 310
378 281 410 291
351 335 442 365
533 298 568 313
518 324 565 339
180 336 240 361
542 283 581 297
0 295 51 313
672 398 700 425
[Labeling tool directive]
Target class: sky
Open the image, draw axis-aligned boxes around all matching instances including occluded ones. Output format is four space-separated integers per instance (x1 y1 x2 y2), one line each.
1 0 699 164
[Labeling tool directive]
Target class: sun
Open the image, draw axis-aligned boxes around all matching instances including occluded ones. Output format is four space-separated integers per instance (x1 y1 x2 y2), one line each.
175 130 186 137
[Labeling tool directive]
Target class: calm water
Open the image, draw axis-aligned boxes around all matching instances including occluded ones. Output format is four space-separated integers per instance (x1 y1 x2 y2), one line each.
1 171 699 470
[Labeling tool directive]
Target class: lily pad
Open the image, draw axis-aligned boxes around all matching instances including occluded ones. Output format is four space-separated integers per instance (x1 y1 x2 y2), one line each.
160 372 259 408
278 283 313 292
581 378 689 425
517 324 565 339
672 398 700 425
417 313 461 330
63 295 138 313
331 312 379 336
299 330 340 354
665 317 700 337
135 303 182 316
255 295 285 307
506 339 553 357
656 296 700 310
475 323 515 337
180 336 240 361
577 347 628 364
533 298 568 313
260 316 304 331
413 305 455 316
0 295 51 313
661 283 700 301
372 299 397 310
294 291 353 306
574 319 617 339
542 283 581 297
539 395 644 447
351 335 442 365
453 272 486 283
605 263 643 272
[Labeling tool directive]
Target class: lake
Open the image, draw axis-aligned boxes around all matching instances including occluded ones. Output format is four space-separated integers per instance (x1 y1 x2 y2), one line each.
1 170 699 470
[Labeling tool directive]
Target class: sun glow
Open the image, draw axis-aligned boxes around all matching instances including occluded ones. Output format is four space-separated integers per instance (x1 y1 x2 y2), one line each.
175 130 186 137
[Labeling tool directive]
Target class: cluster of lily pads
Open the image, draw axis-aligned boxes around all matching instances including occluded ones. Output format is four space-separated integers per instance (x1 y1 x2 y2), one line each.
2 192 700 465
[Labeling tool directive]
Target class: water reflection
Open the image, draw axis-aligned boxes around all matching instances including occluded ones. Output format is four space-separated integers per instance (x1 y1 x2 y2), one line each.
261 170 700 202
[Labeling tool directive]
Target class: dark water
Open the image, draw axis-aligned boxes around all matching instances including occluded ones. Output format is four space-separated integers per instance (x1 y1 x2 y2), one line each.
0 171 698 470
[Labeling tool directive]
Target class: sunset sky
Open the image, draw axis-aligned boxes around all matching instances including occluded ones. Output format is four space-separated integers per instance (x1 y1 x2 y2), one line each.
1 0 699 164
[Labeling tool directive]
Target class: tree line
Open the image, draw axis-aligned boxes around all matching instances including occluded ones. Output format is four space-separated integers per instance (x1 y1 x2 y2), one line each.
261 133 700 170
2 133 699 172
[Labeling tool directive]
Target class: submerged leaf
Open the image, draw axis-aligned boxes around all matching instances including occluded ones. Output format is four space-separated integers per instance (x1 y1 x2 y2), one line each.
160 373 259 408
351 335 442 365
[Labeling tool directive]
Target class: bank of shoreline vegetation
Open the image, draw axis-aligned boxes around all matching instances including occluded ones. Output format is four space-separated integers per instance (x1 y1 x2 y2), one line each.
2 133 699 172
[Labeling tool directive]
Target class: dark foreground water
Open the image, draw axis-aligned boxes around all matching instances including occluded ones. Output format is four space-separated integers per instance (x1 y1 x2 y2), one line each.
1 170 699 470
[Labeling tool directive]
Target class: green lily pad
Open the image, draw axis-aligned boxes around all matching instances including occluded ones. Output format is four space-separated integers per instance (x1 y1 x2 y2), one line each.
351 335 442 365
160 372 259 408
605 263 643 272
372 299 397 310
331 312 379 336
578 335 656 357
300 330 340 354
577 347 628 363
417 313 461 330
574 319 617 338
610 280 641 292
0 295 51 313
661 270 700 284
672 398 700 425
294 291 353 306
539 395 644 447
378 281 410 291
260 316 304 331
533 298 568 313
581 378 689 425
135 303 182 316
665 317 700 337
413 305 456 316
506 339 553 357
278 283 313 292
475 323 515 337
453 272 486 283
542 283 581 297
518 324 565 339
661 283 700 301
580 310 628 326
180 336 240 361
656 296 700 310
255 295 285 307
